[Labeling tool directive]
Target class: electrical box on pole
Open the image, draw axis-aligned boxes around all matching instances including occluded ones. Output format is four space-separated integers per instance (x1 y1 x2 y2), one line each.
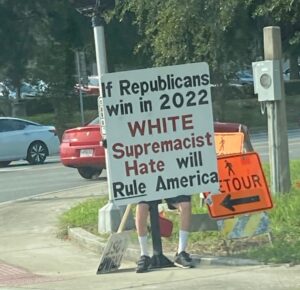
252 60 283 102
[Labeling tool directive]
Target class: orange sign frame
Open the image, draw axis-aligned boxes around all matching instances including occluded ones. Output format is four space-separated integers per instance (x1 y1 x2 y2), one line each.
215 132 244 156
204 152 273 219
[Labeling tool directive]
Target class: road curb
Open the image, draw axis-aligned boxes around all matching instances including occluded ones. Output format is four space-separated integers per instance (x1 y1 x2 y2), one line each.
68 228 140 262
68 227 263 266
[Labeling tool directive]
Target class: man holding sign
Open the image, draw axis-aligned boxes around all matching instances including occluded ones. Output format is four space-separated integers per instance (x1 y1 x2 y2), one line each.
136 196 192 273
99 62 219 273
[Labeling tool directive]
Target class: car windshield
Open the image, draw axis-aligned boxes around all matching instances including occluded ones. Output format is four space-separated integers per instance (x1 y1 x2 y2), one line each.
89 77 99 86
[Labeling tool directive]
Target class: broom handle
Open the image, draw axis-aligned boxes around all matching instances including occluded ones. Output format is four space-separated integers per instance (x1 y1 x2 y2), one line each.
117 204 132 233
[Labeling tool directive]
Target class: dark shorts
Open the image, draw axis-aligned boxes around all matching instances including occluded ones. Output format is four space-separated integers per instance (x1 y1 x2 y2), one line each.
139 195 191 210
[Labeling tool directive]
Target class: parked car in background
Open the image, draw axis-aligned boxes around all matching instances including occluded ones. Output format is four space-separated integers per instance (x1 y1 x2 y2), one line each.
60 117 105 179
230 70 254 86
18 82 38 99
0 117 60 166
60 117 252 180
74 76 99 96
0 80 48 100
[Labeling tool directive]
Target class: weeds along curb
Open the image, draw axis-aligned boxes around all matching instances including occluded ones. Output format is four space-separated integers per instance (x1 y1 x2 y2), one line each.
68 227 263 267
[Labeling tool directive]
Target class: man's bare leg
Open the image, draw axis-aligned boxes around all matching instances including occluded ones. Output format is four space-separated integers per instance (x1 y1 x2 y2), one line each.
135 203 151 273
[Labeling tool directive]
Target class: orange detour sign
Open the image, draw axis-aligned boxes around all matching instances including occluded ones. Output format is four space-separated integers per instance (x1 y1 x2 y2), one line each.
204 152 273 219
215 132 244 155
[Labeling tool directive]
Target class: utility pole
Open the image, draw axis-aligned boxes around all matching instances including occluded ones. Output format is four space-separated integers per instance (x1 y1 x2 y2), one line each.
92 1 135 233
263 27 291 194
71 0 134 233
75 50 87 125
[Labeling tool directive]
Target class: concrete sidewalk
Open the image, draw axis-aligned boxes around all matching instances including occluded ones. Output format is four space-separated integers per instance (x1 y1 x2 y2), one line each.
0 184 300 290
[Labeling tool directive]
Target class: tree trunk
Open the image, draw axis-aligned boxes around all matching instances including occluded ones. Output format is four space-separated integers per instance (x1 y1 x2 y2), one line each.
11 101 26 117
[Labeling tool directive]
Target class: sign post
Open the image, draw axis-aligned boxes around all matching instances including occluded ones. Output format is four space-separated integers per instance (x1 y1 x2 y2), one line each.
75 50 87 125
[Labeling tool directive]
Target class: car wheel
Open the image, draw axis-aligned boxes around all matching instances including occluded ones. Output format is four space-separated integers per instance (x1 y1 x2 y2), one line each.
26 141 48 165
77 167 103 179
0 161 11 167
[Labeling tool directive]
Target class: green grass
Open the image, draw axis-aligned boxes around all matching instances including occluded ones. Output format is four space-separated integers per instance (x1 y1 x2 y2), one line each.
58 197 108 238
237 160 300 264
58 160 300 264
237 188 300 264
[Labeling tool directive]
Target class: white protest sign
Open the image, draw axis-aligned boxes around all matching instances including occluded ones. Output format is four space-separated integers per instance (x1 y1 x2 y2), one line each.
97 232 129 274
100 62 219 206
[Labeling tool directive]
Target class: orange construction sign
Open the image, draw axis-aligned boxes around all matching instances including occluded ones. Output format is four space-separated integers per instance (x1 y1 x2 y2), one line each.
204 152 273 219
215 132 244 156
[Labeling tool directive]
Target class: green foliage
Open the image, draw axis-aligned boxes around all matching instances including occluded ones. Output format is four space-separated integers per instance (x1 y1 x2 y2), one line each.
115 0 261 121
239 187 300 264
245 239 300 264
59 160 300 264
253 0 300 77
26 109 98 138
0 0 94 125
1 0 300 121
290 159 300 182
235 160 300 264
26 113 58 126
118 1 258 72
0 0 43 93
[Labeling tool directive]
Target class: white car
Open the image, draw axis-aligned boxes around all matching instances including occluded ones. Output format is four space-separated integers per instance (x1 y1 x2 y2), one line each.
0 117 60 166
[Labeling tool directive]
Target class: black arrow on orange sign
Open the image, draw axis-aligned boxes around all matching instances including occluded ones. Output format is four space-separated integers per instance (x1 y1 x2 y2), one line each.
221 194 260 211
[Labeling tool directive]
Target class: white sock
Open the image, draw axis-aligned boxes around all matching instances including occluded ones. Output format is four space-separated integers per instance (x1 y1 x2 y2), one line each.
138 235 149 256
178 230 189 253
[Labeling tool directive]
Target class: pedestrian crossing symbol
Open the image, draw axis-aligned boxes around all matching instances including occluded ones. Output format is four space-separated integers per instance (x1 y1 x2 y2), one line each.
204 152 273 219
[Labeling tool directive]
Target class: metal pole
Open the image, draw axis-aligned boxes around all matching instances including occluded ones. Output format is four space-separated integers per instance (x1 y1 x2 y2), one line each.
75 51 85 125
92 17 108 78
92 12 108 139
92 12 109 164
149 201 174 269
263 26 291 194
92 8 121 233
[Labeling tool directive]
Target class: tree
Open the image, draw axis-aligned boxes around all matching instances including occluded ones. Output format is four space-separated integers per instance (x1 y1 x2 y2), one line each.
115 0 259 119
0 0 44 115
31 0 93 134
253 0 300 79
114 0 300 119
0 0 92 126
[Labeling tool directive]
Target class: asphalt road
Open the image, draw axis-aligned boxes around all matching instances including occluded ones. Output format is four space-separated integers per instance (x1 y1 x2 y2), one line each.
250 128 300 161
0 157 107 203
0 129 299 204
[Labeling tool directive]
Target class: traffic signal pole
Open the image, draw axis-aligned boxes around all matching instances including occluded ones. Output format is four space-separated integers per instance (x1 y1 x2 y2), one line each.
91 6 134 234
